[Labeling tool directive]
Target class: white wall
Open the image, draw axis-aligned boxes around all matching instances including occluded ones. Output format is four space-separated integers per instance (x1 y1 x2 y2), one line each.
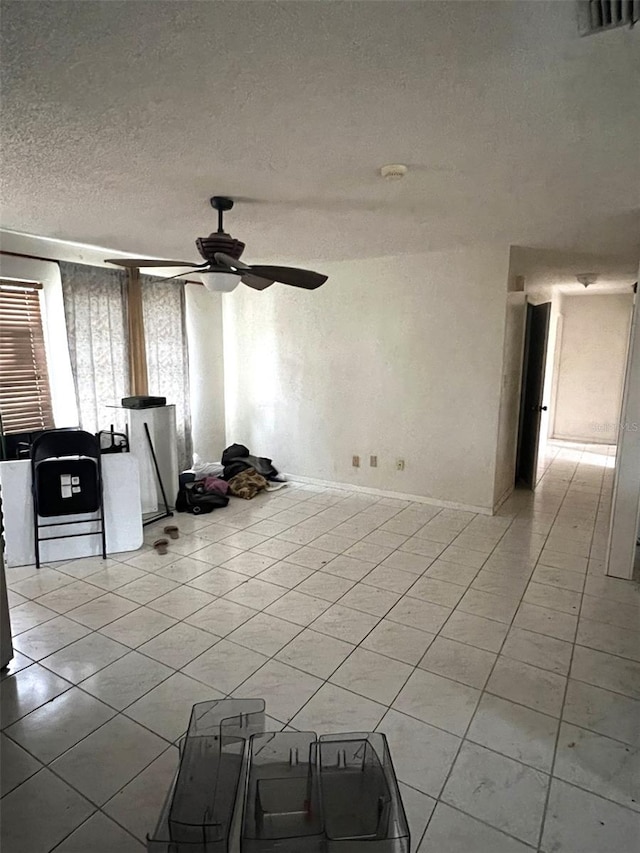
184 284 225 463
541 291 563 452
552 293 633 443
492 290 526 508
607 282 640 579
224 246 510 512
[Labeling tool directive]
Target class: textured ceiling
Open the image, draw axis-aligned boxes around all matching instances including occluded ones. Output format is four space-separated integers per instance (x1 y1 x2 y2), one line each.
1 0 639 265
512 247 638 295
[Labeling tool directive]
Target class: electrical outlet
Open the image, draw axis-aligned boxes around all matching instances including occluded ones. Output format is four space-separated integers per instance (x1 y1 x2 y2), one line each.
352 455 360 467
370 455 377 468
396 458 405 471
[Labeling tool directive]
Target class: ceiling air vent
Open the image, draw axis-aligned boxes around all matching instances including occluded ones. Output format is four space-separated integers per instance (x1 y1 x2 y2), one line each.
577 0 639 35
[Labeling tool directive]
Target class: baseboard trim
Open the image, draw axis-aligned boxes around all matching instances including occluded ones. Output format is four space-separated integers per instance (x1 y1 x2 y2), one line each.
285 473 494 516
550 433 616 446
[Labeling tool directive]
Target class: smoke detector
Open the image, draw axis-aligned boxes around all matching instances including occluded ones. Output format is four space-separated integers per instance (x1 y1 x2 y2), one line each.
380 164 408 181
576 273 599 288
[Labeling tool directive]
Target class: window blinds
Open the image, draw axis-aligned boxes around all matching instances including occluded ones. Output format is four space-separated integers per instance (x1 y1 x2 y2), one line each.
0 280 55 434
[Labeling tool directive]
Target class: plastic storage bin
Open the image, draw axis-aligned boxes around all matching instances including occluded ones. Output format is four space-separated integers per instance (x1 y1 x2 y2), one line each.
147 702 410 853
147 698 265 853
319 733 410 853
242 732 324 853
241 732 409 853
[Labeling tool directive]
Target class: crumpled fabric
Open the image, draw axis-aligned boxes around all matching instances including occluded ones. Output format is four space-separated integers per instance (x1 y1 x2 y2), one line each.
223 459 254 481
221 443 279 481
221 444 250 465
191 453 225 480
227 467 268 500
203 476 229 496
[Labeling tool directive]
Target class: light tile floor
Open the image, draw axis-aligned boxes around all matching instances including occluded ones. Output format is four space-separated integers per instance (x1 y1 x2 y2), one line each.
2 441 640 852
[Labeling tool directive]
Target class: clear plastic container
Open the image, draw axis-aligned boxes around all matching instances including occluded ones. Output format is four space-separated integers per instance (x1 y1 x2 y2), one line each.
148 704 410 853
319 733 410 853
240 732 409 853
241 732 324 853
147 699 265 853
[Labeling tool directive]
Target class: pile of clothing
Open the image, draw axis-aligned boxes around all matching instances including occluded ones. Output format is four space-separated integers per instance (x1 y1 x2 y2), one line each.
221 443 282 500
176 444 284 513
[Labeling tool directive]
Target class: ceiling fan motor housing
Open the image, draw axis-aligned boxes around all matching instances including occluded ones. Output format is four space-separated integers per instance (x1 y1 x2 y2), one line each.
196 233 246 262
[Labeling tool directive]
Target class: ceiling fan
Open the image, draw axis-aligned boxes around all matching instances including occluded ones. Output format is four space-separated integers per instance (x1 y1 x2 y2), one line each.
105 196 328 293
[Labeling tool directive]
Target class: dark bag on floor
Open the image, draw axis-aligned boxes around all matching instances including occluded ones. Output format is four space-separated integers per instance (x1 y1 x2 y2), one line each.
175 481 229 514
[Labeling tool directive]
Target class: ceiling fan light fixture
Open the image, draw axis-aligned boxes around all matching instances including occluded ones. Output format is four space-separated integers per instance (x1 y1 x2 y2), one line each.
198 271 242 293
576 273 598 288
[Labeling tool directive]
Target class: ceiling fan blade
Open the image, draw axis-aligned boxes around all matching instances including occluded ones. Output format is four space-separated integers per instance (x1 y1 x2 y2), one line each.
241 273 275 291
249 265 327 290
214 252 250 271
157 269 205 283
105 258 206 269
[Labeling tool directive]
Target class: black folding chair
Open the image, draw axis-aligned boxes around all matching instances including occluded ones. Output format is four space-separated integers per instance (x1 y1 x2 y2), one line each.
30 429 107 569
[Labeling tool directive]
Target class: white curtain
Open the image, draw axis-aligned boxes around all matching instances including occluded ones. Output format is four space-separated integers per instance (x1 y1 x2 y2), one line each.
141 275 192 470
60 262 129 435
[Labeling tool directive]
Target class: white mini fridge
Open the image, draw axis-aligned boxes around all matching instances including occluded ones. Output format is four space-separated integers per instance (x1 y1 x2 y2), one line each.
125 404 179 516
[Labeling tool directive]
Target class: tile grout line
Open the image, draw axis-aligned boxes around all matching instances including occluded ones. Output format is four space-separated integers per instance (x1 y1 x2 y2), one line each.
412 463 602 849
534 444 602 852
415 444 616 846
3 491 416 765
2 730 177 848
3 455 637 853
215 506 482 759
278 506 520 850
10 491 496 649
4 500 518 752
416 511 552 850
3 496 416 739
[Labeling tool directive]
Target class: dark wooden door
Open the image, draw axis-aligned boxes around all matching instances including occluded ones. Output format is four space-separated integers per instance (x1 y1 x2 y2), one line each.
516 302 551 488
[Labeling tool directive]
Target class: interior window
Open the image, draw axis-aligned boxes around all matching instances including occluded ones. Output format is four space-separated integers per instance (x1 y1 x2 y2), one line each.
0 278 55 434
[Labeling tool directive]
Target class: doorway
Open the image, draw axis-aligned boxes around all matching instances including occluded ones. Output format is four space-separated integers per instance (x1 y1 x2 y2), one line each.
515 302 551 489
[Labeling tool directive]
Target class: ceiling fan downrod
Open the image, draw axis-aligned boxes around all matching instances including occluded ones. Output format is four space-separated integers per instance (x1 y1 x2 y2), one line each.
210 196 234 234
